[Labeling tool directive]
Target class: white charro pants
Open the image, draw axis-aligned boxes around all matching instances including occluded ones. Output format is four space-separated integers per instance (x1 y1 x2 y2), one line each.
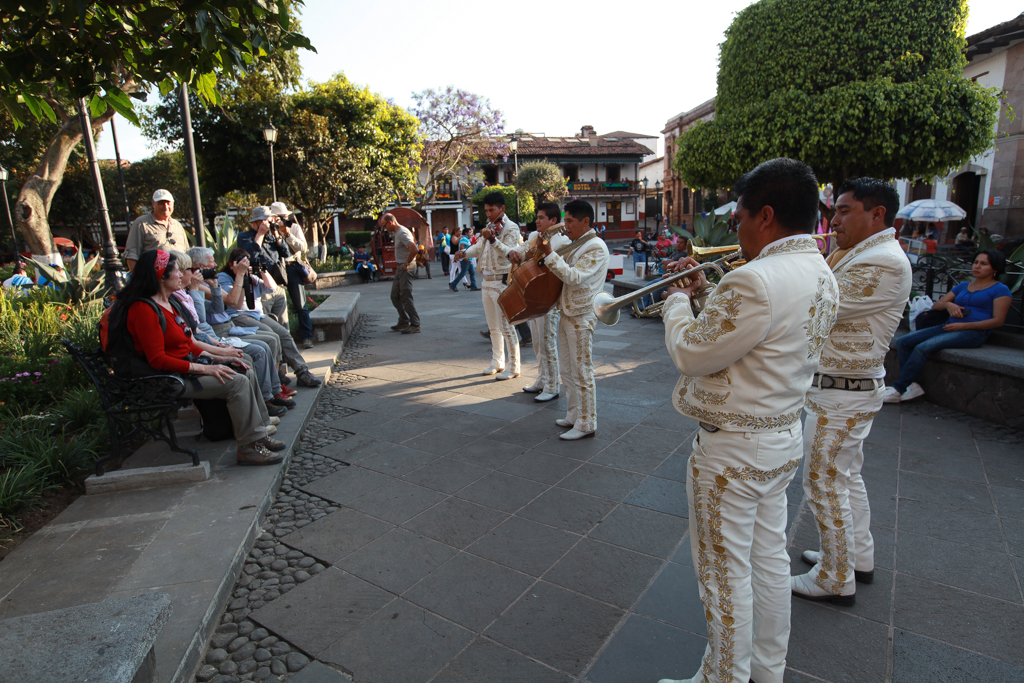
529 307 560 393
482 280 520 372
558 312 596 432
801 385 882 595
686 427 802 683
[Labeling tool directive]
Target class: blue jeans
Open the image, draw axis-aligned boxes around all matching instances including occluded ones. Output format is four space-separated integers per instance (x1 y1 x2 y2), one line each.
451 260 477 289
285 263 313 341
893 325 989 393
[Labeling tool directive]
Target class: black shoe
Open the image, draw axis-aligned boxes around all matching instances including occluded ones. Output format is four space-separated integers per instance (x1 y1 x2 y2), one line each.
449 286 459 292
479 330 490 340
469 287 481 291
265 403 287 417
296 370 322 387
270 396 297 409
391 323 409 331
401 326 421 334
519 337 533 346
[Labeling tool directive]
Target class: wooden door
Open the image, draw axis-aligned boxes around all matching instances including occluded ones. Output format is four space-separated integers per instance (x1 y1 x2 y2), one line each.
606 201 621 227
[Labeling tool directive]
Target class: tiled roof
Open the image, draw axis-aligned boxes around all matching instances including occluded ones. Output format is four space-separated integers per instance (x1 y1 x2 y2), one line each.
513 135 651 158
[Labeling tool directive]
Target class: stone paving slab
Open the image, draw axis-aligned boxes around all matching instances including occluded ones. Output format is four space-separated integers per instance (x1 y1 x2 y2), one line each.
183 277 1024 683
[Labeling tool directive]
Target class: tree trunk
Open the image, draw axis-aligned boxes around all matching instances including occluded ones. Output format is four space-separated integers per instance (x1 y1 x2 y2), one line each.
15 107 115 264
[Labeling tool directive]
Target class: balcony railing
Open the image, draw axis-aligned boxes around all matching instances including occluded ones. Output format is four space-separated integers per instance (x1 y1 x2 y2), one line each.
567 181 639 193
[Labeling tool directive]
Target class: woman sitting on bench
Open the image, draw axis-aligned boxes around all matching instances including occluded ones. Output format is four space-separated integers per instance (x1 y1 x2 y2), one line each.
121 249 286 466
884 249 1012 403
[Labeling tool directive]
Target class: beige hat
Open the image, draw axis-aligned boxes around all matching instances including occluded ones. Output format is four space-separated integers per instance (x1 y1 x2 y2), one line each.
152 189 173 202
249 206 273 222
269 201 291 217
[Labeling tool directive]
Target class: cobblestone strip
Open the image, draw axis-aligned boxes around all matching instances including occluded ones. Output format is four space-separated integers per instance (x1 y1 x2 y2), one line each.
194 316 378 683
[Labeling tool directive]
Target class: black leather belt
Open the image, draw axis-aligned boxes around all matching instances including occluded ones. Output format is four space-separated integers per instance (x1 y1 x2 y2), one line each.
814 373 878 392
699 421 720 433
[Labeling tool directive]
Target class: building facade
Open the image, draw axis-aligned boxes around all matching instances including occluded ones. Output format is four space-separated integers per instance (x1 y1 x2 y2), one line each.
662 98 715 229
478 125 654 239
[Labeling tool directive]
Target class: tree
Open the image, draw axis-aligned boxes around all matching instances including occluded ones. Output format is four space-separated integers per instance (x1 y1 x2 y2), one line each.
1 0 312 258
514 161 568 203
411 87 508 205
279 110 391 245
674 0 1002 191
471 185 534 226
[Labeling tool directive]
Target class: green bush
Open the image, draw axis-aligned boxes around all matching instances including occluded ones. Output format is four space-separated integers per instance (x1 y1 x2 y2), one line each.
0 463 48 516
344 231 372 246
471 185 535 225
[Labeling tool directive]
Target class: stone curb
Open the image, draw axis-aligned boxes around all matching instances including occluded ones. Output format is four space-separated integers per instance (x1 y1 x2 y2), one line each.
84 461 212 495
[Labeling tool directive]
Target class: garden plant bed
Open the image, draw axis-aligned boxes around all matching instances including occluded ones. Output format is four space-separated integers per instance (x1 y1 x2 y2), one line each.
0 487 81 561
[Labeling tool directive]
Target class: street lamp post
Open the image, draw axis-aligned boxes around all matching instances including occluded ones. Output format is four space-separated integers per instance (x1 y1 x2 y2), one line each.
508 135 519 224
655 180 662 230
640 177 649 232
0 164 16 257
263 122 278 203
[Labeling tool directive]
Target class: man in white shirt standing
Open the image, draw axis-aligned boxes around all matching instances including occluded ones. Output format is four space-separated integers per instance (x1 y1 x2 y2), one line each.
658 158 838 683
383 213 420 334
536 200 609 440
125 189 189 272
454 192 523 379
792 178 911 606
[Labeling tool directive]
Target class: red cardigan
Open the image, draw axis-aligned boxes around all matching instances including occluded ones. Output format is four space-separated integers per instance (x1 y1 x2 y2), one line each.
126 300 202 373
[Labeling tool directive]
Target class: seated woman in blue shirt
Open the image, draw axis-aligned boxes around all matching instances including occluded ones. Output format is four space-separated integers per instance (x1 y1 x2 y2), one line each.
884 249 1012 403
352 245 376 282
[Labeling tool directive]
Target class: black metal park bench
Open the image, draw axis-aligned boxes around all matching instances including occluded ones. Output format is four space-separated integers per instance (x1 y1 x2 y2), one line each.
62 339 199 476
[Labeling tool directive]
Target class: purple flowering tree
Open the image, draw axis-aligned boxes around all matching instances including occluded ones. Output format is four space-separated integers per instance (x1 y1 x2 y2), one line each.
411 86 508 206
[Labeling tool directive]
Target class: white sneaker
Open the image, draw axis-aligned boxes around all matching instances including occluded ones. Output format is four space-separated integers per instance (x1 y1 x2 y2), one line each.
522 379 543 393
555 418 573 428
901 382 925 402
482 364 505 376
559 428 595 441
268 416 281 426
791 571 855 606
801 549 874 584
534 391 559 403
495 369 521 381
265 424 277 436
882 386 903 404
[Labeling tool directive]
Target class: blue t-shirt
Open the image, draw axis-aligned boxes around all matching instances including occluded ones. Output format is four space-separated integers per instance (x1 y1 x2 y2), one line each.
217 272 264 320
951 281 1012 325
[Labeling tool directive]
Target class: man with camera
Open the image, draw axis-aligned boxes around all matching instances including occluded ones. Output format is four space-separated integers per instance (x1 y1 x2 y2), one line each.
235 207 321 388
269 202 315 349
125 189 190 273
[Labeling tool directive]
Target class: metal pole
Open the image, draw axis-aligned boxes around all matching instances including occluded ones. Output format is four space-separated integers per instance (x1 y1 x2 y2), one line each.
179 83 206 247
269 142 277 203
513 149 519 224
76 98 121 293
109 117 132 234
2 179 17 256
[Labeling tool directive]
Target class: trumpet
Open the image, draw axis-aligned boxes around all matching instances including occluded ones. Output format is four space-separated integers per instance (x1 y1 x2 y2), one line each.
812 232 837 254
594 247 745 326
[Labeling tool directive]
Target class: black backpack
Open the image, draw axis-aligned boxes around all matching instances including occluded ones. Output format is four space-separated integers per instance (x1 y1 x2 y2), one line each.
193 398 235 441
101 297 187 378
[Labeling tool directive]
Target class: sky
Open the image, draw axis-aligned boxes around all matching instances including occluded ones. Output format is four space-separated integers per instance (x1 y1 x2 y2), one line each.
97 0 1020 163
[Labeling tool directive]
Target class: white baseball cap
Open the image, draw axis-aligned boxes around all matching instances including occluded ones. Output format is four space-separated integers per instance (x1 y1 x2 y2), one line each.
250 206 273 222
269 201 291 217
152 189 173 202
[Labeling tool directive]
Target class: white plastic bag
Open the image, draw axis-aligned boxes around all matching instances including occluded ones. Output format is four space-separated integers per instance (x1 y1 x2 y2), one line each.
908 295 933 331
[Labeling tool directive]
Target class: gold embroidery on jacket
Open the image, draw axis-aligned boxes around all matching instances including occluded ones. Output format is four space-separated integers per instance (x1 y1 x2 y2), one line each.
832 321 871 334
832 340 875 352
723 458 802 482
839 265 883 300
683 286 742 344
756 236 818 259
693 387 730 406
820 356 884 370
676 399 802 431
705 368 732 384
806 276 839 359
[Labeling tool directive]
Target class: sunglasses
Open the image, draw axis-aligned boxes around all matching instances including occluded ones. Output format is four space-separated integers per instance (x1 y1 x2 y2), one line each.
166 231 177 246
174 315 193 338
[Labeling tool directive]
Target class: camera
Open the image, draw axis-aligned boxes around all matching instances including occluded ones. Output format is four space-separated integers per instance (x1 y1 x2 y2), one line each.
201 268 218 279
248 252 271 277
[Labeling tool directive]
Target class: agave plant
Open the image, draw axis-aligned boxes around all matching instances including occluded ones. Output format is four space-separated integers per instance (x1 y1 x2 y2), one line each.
670 209 738 248
205 215 240 267
31 249 103 304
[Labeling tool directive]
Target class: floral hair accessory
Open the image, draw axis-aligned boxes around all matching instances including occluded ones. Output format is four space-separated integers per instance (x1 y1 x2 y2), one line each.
155 250 170 278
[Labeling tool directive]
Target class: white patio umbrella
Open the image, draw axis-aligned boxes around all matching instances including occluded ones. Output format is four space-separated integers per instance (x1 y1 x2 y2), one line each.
896 199 967 222
714 201 737 216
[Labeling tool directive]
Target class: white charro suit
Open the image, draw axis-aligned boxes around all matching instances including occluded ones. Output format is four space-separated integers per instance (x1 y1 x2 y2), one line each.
802 228 910 595
543 230 609 433
662 234 838 683
463 215 523 372
511 227 570 395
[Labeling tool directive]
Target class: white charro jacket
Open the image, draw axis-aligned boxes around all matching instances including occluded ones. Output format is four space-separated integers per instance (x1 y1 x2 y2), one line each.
662 235 839 432
818 228 911 379
544 230 610 318
463 214 522 276
510 224 571 258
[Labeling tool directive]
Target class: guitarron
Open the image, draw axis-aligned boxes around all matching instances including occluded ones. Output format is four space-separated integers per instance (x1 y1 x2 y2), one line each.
497 223 566 325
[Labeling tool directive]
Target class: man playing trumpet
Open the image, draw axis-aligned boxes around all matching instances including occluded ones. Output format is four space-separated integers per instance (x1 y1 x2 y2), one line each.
508 202 569 403
791 178 910 606
659 158 838 683
535 200 609 440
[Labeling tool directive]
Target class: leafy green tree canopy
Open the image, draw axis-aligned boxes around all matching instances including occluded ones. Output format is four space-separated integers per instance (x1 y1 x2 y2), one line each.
675 0 1001 189
471 185 534 225
0 0 314 127
514 161 567 202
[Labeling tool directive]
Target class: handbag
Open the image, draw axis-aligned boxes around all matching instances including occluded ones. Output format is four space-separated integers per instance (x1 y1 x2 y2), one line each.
914 309 950 330
298 256 317 284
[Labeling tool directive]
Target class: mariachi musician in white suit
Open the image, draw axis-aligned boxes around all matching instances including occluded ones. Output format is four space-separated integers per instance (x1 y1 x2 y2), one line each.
659 159 838 683
536 199 610 441
791 178 910 605
508 202 570 403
